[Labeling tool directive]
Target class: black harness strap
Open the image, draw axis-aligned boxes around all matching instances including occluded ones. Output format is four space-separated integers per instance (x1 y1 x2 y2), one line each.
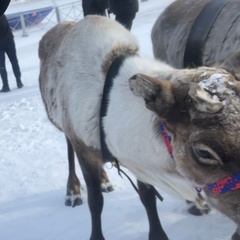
99 52 140 192
100 53 134 165
183 0 230 68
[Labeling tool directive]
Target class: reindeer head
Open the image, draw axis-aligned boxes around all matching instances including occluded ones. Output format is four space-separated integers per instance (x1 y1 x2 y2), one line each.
129 67 240 238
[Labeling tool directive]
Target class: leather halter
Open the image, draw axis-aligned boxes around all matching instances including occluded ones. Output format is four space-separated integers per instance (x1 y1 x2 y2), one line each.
183 0 230 68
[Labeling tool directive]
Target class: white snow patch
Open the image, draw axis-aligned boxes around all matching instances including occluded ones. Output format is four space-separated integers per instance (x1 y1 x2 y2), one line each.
199 74 235 104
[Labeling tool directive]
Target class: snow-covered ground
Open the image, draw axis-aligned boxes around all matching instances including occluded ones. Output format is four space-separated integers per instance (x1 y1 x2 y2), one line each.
0 1 237 240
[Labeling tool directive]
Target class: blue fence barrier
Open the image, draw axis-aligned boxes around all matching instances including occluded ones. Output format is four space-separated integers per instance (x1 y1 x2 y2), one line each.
6 6 53 30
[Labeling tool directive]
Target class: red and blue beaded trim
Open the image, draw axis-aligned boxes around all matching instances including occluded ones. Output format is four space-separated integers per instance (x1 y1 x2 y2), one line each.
160 122 174 160
205 173 240 194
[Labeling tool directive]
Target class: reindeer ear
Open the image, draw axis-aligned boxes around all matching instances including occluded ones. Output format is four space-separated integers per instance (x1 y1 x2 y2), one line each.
129 73 175 116
129 74 161 99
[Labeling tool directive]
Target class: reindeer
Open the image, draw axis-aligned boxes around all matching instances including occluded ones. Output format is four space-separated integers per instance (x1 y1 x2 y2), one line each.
39 16 240 240
151 0 240 73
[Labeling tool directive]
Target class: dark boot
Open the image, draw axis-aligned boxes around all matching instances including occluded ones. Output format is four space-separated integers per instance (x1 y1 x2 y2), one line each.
0 84 10 92
17 80 23 89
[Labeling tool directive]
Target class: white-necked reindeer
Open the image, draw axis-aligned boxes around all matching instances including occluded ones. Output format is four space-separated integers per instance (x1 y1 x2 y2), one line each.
39 16 240 240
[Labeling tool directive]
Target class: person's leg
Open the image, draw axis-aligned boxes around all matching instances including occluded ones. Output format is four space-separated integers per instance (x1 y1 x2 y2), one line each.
115 13 136 30
0 0 10 17
5 39 23 88
0 48 10 92
82 0 106 17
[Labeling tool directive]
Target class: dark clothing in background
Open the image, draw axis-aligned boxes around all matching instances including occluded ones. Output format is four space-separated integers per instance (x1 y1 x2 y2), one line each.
109 0 139 15
115 13 136 30
82 0 139 30
0 15 23 92
0 14 13 46
0 39 21 86
0 0 10 17
82 0 108 16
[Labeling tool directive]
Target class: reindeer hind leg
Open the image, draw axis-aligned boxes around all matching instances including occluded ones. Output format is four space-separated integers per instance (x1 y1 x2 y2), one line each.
65 136 83 207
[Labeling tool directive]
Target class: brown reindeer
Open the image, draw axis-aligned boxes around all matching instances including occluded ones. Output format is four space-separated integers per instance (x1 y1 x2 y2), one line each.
39 16 240 240
151 0 240 71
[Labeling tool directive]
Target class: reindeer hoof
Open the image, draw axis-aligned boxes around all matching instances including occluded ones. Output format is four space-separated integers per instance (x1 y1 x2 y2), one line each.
72 197 83 207
187 205 211 216
101 182 114 193
65 195 83 207
65 198 72 207
188 205 203 216
202 204 211 214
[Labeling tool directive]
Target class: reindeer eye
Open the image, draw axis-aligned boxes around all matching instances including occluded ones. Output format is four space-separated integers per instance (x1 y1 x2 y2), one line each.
195 149 212 158
192 143 222 166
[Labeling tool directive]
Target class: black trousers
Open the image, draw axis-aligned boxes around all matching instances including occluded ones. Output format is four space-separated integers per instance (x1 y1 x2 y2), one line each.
0 38 21 86
82 0 106 16
82 0 136 30
115 13 136 30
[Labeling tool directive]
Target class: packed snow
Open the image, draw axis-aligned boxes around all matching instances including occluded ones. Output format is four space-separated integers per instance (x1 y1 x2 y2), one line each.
0 0 237 239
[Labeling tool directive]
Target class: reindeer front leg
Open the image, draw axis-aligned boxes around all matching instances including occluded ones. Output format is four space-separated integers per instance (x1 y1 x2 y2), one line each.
138 180 169 240
74 143 105 240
